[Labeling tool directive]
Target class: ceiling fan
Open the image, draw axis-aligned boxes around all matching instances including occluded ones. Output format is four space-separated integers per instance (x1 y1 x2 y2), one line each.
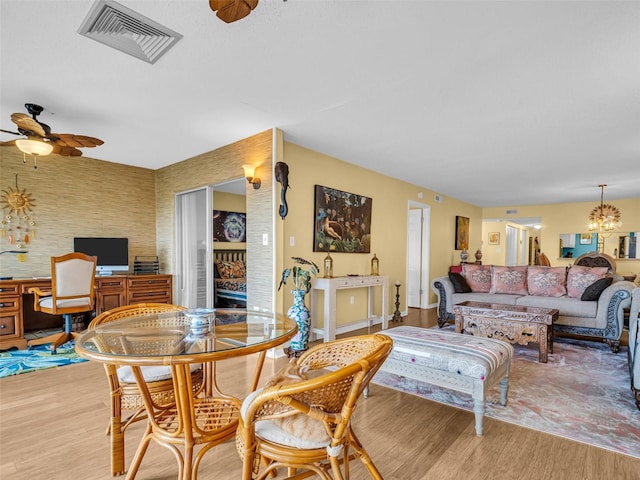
209 0 258 23
0 103 104 158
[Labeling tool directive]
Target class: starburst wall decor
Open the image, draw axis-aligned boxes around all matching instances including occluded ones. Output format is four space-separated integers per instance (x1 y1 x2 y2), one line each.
1 174 36 259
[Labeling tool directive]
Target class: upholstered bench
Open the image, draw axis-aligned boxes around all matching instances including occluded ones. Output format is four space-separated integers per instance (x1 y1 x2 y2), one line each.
376 325 513 436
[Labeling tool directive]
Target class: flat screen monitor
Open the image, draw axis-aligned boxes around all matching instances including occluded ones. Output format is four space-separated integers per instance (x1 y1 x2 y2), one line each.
73 237 129 276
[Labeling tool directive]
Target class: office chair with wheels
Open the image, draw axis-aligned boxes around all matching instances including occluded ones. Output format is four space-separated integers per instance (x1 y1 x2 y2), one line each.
28 252 97 352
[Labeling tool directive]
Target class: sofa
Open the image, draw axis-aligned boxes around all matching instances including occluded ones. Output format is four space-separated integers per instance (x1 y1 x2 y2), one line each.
629 287 640 410
432 263 634 352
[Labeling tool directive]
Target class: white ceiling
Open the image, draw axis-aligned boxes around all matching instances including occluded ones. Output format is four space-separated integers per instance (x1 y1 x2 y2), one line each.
1 0 638 207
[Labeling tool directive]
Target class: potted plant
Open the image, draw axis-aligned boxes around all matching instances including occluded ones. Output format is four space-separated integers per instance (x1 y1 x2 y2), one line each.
279 257 319 355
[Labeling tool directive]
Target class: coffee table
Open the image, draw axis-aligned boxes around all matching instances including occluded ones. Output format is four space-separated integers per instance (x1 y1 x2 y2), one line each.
453 301 559 363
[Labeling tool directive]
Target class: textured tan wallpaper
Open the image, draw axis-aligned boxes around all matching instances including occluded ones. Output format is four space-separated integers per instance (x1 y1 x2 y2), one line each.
155 129 275 310
0 149 156 279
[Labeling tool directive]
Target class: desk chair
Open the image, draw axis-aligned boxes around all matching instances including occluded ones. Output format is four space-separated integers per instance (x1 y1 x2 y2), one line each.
236 333 393 480
28 252 97 352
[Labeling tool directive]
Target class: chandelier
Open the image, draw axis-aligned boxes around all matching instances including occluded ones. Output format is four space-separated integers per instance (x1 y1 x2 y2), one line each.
588 185 620 251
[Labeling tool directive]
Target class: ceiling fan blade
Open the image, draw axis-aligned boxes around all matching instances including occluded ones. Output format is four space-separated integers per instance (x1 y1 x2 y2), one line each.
215 0 256 23
209 0 233 11
10 113 46 137
51 144 83 157
0 139 18 147
0 128 21 136
48 133 104 148
245 0 258 9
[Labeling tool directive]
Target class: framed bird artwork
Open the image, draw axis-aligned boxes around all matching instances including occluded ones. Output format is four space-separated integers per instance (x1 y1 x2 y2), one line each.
313 185 372 253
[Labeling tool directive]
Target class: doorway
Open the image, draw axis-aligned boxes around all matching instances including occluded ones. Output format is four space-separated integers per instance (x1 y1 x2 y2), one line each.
406 201 431 309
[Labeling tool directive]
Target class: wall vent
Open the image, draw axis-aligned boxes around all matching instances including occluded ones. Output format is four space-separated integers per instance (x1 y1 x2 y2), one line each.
78 0 183 64
506 209 518 214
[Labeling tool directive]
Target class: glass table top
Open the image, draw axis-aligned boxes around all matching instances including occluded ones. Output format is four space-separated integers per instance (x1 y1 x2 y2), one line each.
75 308 297 363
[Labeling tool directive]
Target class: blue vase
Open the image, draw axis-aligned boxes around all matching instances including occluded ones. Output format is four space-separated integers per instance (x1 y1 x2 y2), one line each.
287 289 311 352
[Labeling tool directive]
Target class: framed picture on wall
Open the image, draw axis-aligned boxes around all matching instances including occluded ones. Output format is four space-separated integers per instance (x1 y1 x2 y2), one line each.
313 185 372 253
580 233 593 245
455 216 469 250
213 210 246 243
488 232 500 245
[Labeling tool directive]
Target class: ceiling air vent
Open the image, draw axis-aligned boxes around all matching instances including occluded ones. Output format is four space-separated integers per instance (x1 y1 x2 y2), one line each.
78 0 183 64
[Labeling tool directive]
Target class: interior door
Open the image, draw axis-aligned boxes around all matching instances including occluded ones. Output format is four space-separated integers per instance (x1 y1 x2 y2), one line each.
505 225 518 266
407 202 430 308
175 186 212 308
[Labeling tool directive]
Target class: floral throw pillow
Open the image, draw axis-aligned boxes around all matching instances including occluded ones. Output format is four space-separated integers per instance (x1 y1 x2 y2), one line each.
566 265 609 299
462 264 492 293
216 260 246 279
527 266 567 297
490 266 528 295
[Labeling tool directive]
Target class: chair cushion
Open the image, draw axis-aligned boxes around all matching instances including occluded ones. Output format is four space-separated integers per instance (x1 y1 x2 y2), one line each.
241 388 330 450
254 420 330 450
527 266 567 297
116 364 201 383
490 266 528 295
39 297 92 310
566 265 609 298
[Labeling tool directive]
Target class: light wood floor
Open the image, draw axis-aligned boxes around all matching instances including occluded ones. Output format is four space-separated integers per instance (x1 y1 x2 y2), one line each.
1 308 638 480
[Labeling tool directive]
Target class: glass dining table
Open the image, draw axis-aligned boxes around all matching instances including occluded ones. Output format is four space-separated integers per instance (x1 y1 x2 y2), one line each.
75 308 297 480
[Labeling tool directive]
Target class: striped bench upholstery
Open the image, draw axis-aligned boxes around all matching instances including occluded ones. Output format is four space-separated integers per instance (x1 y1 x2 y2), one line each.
379 325 513 436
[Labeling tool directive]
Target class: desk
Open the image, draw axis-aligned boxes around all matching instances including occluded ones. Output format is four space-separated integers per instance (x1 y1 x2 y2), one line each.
0 274 172 350
310 275 388 341
75 309 296 480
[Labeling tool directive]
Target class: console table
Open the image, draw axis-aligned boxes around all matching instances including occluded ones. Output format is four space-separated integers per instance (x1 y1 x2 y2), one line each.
0 274 172 350
310 275 388 341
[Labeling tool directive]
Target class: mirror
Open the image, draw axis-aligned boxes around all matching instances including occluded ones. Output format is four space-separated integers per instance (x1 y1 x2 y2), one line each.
559 232 639 259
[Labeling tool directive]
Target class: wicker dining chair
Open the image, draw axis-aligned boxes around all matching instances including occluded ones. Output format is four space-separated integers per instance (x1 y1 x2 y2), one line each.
236 333 393 480
88 303 204 477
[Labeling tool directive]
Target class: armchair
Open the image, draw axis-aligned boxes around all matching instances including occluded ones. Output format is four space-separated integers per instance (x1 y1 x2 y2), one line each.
236 333 392 480
87 303 204 476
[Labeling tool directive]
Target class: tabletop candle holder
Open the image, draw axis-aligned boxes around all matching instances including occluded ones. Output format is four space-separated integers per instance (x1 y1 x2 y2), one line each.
392 282 403 322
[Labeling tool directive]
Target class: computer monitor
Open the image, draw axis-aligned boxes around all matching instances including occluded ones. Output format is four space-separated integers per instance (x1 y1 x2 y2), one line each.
73 237 129 276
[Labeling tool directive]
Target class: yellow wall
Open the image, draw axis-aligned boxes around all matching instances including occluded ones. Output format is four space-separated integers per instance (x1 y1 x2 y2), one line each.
277 142 483 322
482 198 640 276
480 221 532 266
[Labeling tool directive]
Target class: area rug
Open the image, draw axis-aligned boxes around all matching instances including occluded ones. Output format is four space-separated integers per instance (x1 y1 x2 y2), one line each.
0 341 86 378
373 328 640 459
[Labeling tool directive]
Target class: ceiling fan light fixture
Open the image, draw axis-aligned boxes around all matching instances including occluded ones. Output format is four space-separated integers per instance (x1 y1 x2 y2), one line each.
15 138 53 156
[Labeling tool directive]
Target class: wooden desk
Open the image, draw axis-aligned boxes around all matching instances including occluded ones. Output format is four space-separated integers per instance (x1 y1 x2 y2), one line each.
0 274 172 350
76 309 296 480
310 275 388 341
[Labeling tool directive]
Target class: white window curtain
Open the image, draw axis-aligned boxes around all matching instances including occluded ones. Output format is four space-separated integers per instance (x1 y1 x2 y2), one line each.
175 187 211 308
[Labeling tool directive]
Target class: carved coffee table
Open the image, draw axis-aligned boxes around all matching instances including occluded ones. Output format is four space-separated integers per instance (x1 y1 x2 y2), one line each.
453 301 559 363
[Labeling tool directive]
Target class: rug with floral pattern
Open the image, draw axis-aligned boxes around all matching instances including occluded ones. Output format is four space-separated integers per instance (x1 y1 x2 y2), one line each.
0 341 86 378
373 328 640 459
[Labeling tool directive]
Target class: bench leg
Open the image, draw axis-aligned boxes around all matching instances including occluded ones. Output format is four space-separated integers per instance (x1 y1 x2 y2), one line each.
499 376 509 406
472 399 485 436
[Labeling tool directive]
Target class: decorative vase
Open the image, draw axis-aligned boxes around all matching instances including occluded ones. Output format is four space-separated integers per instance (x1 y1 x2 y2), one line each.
475 248 483 263
460 249 469 264
287 289 311 353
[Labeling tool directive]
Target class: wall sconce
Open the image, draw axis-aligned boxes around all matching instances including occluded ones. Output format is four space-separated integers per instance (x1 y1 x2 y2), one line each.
242 164 261 189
